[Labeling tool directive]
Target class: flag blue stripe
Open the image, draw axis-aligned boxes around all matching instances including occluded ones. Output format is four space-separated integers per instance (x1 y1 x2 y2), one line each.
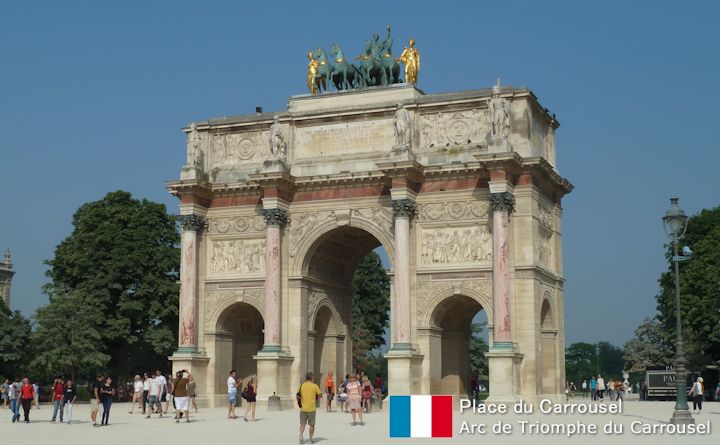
390 395 411 437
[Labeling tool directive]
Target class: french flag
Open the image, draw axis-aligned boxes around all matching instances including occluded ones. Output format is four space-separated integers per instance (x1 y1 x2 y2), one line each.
390 395 453 438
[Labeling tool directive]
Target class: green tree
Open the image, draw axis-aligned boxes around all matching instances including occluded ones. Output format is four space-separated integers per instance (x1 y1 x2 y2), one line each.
43 191 180 378
565 342 598 384
0 300 31 378
623 317 673 372
469 322 489 382
597 341 624 378
656 205 720 372
351 251 390 368
30 288 109 381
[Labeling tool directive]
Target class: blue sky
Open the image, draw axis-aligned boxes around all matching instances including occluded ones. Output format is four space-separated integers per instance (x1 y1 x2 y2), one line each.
1 1 718 346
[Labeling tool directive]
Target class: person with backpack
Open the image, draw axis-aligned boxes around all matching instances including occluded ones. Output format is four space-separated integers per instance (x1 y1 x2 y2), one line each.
688 377 704 414
172 370 192 423
242 377 257 422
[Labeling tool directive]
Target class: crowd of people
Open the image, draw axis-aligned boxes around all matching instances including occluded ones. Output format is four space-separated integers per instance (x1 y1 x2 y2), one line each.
292 370 385 445
1 369 198 426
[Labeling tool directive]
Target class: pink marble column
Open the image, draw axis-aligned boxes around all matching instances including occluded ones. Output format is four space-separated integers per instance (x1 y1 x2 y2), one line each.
261 208 288 352
391 199 416 350
490 192 514 347
178 215 206 351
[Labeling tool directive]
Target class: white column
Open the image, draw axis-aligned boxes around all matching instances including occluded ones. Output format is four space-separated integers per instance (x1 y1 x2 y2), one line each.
178 215 206 351
489 192 514 348
260 208 287 352
391 199 415 350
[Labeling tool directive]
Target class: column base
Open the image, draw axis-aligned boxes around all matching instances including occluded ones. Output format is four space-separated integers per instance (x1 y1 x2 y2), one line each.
670 408 695 425
384 348 423 395
486 348 523 406
169 351 210 399
253 351 294 409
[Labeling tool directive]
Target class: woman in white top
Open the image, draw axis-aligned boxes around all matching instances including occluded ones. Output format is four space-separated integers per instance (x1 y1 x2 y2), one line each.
129 375 143 414
688 377 704 414
596 375 605 400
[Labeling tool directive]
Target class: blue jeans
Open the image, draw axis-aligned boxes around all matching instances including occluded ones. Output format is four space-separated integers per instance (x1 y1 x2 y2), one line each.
101 398 112 425
10 399 20 422
52 400 62 420
62 401 73 423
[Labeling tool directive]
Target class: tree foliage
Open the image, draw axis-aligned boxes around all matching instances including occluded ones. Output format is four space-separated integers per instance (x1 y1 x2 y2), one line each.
623 317 673 372
351 251 390 368
42 191 180 378
30 288 110 381
469 322 489 382
565 341 624 383
655 205 720 371
0 300 31 378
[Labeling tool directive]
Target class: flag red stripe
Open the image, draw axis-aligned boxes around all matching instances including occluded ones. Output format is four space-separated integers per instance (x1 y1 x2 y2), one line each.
431 395 453 437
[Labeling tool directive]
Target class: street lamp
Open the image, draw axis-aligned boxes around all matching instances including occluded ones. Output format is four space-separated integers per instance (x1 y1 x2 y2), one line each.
662 196 694 425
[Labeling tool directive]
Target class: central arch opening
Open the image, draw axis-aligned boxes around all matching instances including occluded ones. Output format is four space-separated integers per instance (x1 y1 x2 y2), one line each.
428 294 488 397
303 225 391 395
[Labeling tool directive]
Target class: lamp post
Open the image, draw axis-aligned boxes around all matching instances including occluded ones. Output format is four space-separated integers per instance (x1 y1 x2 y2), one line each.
662 196 694 425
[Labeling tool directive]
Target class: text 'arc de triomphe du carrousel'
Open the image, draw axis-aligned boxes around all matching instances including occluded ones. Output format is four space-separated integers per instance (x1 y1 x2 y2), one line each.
168 28 573 408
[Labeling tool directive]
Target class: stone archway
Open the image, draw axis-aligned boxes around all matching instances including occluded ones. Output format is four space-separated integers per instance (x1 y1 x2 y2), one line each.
309 304 344 389
540 297 558 394
422 294 486 396
210 302 264 405
299 224 390 387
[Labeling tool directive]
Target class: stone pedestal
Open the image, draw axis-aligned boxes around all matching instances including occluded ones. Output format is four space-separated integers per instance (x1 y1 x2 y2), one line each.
485 349 523 405
385 350 423 395
488 139 512 153
253 352 295 409
392 145 415 161
263 157 287 173
180 165 203 181
170 352 210 406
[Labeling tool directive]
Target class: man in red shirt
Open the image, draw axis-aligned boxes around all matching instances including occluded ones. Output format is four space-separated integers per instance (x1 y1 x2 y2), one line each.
19 378 34 423
51 377 65 422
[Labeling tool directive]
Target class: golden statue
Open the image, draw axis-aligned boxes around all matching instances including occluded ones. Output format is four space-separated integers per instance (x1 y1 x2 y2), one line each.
307 51 320 94
397 38 420 84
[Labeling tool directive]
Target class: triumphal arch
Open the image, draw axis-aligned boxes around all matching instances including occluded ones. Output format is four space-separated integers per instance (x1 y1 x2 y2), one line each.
169 70 572 407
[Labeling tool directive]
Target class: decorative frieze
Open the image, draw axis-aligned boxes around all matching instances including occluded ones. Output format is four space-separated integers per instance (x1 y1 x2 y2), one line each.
209 239 265 275
419 109 489 149
489 192 516 213
207 215 266 234
204 288 265 332
419 200 489 222
538 229 552 269
538 204 554 230
212 131 265 168
420 226 492 266
415 277 491 323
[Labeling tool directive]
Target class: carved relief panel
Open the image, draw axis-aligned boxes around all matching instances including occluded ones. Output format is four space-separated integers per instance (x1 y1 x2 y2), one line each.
537 228 552 270
210 131 266 170
419 109 489 150
419 226 492 268
207 238 266 279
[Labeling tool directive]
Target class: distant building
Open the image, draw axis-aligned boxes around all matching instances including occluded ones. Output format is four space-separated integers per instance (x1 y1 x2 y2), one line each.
0 248 14 308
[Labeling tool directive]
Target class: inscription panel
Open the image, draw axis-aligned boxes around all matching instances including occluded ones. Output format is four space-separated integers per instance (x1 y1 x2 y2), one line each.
294 118 395 159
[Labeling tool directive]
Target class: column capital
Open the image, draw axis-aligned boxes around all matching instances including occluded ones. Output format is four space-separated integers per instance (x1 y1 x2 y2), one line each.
391 199 418 219
489 192 516 213
262 208 289 228
178 214 208 232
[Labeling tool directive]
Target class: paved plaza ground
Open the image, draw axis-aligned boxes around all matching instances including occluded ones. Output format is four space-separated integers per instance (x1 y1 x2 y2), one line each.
7 399 718 444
